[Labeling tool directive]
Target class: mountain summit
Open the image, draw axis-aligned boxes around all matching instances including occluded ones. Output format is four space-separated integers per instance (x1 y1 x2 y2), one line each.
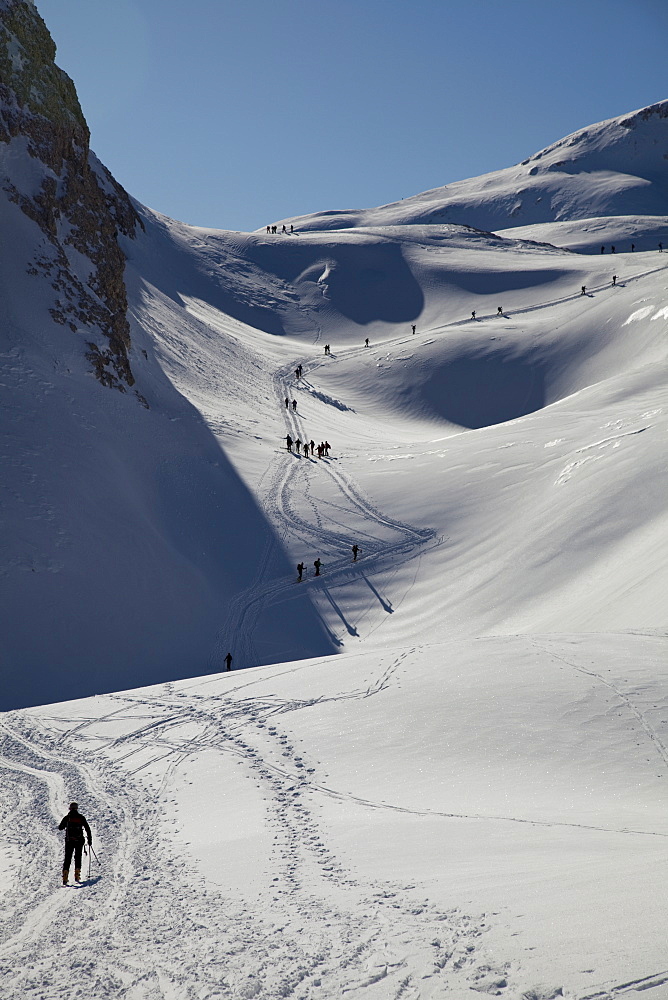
278 100 668 234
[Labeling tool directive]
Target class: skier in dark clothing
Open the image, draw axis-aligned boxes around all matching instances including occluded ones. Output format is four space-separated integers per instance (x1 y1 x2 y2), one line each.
364 338 370 347
286 434 293 452
471 310 476 320
225 652 233 671
581 285 586 295
611 245 616 253
297 562 304 581
285 397 289 409
612 275 617 286
292 399 297 411
295 438 301 454
601 246 605 253
310 440 315 456
411 325 416 334
314 558 322 576
352 544 359 561
324 441 331 456
59 802 92 884
497 306 503 316
631 244 635 252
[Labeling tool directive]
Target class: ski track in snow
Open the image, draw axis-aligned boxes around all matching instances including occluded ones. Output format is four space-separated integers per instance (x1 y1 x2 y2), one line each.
209 355 436 669
0 693 512 1000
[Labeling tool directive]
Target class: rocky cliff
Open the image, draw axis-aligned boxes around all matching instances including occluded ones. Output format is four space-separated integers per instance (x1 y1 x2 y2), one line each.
0 0 143 397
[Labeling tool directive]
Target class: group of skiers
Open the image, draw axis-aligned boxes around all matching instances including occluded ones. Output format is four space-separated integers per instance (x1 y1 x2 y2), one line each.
297 544 359 581
266 224 294 234
600 242 663 252
286 435 331 458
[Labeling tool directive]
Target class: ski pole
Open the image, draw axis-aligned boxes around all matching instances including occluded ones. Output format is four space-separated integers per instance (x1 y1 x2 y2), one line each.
89 843 101 866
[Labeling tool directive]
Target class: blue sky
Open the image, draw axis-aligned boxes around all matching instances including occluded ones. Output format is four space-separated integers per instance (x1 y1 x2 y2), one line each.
40 0 667 232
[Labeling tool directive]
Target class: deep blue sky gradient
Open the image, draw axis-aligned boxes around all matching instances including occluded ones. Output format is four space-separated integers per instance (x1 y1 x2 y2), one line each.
39 0 668 232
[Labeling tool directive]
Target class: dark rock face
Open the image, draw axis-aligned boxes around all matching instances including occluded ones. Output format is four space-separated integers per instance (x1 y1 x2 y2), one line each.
0 0 144 396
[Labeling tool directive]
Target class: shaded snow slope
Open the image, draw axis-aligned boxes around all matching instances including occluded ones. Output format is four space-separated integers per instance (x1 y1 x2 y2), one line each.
274 101 668 236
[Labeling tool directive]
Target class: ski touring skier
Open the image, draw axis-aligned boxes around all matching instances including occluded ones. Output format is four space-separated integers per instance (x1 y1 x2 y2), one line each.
225 652 233 671
295 439 301 454
297 562 304 581
286 434 293 452
364 338 370 347
59 802 92 885
314 558 322 577
581 286 586 295
612 275 617 286
292 399 297 411
471 310 476 320
352 544 359 561
497 306 503 316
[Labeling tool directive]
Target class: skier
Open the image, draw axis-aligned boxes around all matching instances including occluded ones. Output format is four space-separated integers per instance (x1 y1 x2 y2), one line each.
601 246 605 254
272 225 277 234
295 439 301 454
225 652 233 671
365 338 370 347
631 243 635 252
297 562 304 581
324 441 331 456
282 225 287 233
612 275 617 286
611 245 616 253
295 368 300 380
497 306 503 316
411 324 416 334
317 443 323 458
471 310 476 320
59 802 92 885
352 544 359 561
581 285 586 295
310 439 315 456
286 434 293 452
292 399 297 411
266 225 271 234
660 243 663 252
285 397 289 409
314 558 322 577
290 224 294 233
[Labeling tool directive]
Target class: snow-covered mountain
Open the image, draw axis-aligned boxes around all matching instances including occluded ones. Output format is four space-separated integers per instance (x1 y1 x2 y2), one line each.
0 0 334 710
1 3 668 997
275 101 668 239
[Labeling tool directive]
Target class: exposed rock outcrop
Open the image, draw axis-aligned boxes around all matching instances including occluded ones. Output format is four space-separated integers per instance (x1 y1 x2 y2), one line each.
0 0 144 396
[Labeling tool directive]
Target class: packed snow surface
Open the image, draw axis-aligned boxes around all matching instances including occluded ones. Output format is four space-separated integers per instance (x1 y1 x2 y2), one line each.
2 95 668 999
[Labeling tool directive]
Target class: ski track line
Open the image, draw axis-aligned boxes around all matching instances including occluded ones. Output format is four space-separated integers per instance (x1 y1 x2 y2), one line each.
4 712 477 1000
208 357 437 664
55 682 509 999
530 640 668 769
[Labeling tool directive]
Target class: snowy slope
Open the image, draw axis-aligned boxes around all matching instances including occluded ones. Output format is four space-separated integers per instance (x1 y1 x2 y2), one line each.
2 3 668 994
2 631 667 999
273 101 668 237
